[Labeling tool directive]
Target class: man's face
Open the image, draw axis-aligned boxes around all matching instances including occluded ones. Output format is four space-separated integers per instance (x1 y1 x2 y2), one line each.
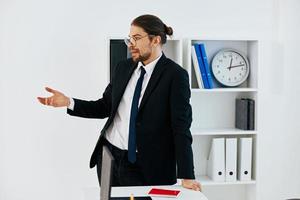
128 25 153 63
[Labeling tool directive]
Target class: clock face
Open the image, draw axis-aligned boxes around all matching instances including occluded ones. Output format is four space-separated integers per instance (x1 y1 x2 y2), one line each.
211 49 249 87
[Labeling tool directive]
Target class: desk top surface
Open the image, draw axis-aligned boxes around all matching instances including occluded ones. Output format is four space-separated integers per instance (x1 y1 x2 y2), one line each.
111 185 207 200
84 185 207 200
83 185 207 200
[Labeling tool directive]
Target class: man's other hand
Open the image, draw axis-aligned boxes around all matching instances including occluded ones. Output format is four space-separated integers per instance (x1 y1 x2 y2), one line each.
182 179 202 191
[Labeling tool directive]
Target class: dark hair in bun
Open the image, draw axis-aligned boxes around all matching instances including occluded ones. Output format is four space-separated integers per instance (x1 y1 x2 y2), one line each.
164 24 173 36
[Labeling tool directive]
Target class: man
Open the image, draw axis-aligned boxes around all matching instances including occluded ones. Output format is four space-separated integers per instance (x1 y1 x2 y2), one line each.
38 14 201 191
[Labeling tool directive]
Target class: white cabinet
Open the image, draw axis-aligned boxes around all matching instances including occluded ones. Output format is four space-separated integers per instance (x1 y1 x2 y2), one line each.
183 39 259 200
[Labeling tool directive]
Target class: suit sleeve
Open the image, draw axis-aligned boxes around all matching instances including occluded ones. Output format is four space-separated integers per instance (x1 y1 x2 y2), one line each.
66 83 112 119
66 59 126 119
170 67 195 179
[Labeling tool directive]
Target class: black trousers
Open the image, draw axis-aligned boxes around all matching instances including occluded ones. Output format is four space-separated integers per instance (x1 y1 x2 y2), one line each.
97 138 146 186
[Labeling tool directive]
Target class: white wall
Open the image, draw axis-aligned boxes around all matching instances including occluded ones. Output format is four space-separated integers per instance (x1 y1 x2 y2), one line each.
0 0 299 200
258 0 300 199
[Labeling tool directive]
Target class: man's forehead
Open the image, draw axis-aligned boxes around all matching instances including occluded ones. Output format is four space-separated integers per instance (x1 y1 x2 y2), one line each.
129 25 146 36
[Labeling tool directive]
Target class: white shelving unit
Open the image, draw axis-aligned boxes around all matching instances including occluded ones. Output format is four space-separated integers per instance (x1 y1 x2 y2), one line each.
183 38 259 200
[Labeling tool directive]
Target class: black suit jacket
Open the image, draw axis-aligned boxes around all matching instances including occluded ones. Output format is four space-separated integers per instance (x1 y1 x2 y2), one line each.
67 53 195 185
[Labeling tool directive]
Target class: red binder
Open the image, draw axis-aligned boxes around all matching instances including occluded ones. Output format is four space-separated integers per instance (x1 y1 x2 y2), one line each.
148 188 181 198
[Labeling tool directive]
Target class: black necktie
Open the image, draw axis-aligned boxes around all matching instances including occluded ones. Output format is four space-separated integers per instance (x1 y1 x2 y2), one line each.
128 66 146 163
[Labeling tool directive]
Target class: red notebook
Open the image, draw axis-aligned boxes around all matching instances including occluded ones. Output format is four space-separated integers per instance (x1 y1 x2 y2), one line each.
148 188 181 198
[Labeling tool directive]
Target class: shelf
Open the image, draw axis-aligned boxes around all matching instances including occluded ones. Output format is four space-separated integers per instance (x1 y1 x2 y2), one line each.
196 175 256 186
191 88 258 93
191 128 257 136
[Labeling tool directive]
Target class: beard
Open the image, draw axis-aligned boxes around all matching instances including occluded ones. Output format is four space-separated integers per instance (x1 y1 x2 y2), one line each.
135 52 151 62
130 48 152 63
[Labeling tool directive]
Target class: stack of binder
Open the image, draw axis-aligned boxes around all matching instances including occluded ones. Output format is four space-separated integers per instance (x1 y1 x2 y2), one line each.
191 43 214 89
207 137 253 182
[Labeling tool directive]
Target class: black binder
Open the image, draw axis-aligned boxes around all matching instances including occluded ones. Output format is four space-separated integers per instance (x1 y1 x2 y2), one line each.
235 98 255 130
247 99 255 130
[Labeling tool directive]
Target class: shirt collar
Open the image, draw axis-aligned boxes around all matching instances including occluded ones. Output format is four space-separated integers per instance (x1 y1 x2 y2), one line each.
137 52 163 75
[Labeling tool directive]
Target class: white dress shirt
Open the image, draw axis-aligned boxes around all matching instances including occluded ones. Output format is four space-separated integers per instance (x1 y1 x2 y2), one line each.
68 53 162 150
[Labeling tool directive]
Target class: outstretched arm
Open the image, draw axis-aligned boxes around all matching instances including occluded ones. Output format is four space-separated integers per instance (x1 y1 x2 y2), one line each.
37 84 112 119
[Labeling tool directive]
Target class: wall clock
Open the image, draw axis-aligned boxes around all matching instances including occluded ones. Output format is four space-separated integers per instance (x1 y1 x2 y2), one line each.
211 49 250 87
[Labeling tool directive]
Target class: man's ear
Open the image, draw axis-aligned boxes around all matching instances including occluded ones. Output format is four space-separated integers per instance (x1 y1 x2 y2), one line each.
153 36 161 47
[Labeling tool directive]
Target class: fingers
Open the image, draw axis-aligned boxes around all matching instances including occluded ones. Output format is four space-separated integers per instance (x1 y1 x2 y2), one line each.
37 97 52 106
199 183 202 192
45 97 53 106
45 87 58 94
37 97 46 105
190 182 200 191
194 182 202 192
182 180 202 192
38 87 58 107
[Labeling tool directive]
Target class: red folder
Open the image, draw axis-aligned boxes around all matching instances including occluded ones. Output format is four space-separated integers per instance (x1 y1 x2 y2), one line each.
148 188 181 198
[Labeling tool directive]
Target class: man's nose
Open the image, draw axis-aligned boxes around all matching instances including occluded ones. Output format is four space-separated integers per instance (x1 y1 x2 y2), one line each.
129 45 135 51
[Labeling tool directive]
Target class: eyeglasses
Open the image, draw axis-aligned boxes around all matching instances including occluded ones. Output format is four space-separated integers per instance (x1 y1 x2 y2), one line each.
124 34 154 47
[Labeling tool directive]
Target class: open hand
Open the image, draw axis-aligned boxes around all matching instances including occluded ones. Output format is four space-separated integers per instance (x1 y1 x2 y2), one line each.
37 87 70 107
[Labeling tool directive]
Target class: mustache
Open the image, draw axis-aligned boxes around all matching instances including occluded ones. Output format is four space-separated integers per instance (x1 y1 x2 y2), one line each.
129 47 139 52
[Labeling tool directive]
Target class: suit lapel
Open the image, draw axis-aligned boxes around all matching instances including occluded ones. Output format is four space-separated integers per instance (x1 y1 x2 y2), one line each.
139 53 168 111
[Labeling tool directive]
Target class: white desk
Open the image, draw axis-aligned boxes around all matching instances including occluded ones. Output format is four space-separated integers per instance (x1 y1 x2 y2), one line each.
83 185 208 200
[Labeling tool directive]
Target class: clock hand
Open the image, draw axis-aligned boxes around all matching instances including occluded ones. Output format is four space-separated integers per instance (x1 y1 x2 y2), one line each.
228 58 233 71
229 64 245 69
